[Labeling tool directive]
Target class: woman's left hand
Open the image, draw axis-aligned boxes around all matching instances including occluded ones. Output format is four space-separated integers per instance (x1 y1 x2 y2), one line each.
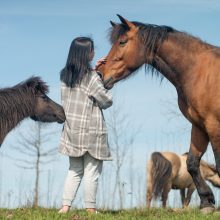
94 57 107 70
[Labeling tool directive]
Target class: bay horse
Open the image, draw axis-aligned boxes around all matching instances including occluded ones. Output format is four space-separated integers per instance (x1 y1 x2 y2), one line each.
97 14 220 212
0 76 65 146
146 152 220 208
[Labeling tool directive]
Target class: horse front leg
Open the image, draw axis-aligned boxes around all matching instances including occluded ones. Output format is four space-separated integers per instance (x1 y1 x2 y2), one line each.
186 125 215 210
213 148 220 177
209 130 220 178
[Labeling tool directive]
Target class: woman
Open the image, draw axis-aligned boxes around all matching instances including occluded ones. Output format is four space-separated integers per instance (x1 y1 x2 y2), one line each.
59 37 112 213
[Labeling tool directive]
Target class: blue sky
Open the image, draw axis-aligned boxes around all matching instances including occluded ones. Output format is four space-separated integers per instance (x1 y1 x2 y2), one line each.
1 0 220 208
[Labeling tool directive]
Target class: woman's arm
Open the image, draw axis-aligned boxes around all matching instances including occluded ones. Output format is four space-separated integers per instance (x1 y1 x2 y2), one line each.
94 57 106 71
89 72 113 109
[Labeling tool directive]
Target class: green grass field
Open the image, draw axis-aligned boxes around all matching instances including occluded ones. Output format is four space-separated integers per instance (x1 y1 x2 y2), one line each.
0 208 220 220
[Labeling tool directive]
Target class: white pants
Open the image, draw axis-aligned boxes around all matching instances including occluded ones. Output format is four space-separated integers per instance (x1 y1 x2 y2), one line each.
62 152 103 208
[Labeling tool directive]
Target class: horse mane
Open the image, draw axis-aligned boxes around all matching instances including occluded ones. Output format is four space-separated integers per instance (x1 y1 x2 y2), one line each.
13 76 49 95
0 76 49 142
109 21 211 79
110 21 174 51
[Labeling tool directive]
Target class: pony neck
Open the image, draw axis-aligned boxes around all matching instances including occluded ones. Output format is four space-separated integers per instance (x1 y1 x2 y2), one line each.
0 87 35 145
201 162 220 187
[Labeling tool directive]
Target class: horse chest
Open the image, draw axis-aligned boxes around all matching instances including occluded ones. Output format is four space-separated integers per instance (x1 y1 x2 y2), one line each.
178 95 204 126
187 106 202 124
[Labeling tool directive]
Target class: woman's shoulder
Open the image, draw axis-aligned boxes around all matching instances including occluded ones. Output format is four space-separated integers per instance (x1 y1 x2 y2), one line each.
90 70 99 77
90 70 103 82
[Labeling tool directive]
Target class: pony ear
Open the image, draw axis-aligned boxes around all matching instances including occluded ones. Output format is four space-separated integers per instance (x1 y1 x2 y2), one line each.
35 81 49 94
110 20 116 27
116 14 136 30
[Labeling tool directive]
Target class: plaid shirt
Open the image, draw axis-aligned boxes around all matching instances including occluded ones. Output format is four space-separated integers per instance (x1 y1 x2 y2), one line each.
59 71 113 160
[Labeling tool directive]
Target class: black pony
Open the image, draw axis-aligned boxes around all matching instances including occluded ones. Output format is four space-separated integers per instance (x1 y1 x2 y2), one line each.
0 76 65 146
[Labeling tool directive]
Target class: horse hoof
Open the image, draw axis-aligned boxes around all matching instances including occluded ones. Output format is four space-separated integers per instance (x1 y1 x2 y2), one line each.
200 207 215 214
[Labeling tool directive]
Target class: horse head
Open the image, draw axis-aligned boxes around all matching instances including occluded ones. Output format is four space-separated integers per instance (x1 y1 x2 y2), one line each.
97 14 147 89
27 77 65 123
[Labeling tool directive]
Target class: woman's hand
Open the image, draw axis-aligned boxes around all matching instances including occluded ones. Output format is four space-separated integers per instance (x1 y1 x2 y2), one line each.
94 57 107 70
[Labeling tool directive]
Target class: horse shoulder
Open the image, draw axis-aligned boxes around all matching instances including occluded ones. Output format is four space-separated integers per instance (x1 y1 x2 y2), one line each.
178 48 220 121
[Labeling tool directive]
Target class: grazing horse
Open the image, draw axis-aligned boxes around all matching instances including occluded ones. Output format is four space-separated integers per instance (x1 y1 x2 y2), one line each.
146 152 220 208
0 76 65 146
97 14 220 211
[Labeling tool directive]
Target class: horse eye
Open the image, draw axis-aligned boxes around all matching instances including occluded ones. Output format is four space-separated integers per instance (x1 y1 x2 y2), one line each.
119 40 127 46
41 95 48 100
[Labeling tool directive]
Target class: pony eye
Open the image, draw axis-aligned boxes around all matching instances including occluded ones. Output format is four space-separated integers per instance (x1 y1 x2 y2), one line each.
41 95 48 100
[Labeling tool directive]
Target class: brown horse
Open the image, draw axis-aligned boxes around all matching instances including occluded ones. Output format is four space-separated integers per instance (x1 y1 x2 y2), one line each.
97 15 220 211
147 152 220 208
0 76 65 146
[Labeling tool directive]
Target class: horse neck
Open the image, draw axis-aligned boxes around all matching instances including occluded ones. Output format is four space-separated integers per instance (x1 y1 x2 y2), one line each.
152 32 212 89
153 55 178 86
201 162 220 187
0 87 35 145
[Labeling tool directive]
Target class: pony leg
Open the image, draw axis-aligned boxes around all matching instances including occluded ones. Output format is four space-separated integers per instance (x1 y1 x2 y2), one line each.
186 125 215 209
161 181 172 208
180 189 186 208
146 184 153 208
184 185 195 207
146 161 153 208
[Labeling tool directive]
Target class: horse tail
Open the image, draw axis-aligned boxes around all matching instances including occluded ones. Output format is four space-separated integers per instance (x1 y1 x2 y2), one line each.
151 152 172 199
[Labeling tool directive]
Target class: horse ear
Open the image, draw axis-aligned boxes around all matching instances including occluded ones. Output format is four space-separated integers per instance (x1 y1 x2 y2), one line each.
110 20 116 27
116 14 136 30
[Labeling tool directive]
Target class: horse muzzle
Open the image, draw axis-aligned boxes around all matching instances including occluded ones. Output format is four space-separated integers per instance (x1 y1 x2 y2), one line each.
103 77 114 89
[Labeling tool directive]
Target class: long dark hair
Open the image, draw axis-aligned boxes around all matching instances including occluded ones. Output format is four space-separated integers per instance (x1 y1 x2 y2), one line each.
60 37 94 87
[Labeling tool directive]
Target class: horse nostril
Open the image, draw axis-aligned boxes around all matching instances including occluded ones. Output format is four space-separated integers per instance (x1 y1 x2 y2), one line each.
56 111 66 122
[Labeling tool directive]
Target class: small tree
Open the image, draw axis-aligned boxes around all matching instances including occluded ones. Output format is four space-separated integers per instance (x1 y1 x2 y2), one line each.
107 102 140 209
7 121 58 207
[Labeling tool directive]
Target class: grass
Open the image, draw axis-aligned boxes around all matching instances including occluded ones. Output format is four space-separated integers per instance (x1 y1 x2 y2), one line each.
0 207 220 220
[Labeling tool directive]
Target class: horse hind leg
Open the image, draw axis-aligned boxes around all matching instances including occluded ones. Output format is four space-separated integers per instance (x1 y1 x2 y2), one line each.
187 125 215 210
146 165 153 208
161 180 172 208
146 183 153 208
